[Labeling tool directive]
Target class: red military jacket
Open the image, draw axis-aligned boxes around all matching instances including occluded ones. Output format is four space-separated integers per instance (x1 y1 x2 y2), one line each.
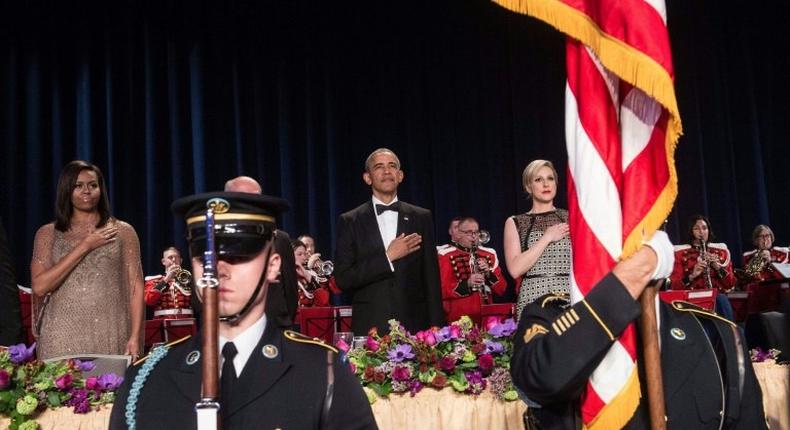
741 247 790 282
144 275 193 319
669 243 736 292
437 243 507 325
297 276 332 308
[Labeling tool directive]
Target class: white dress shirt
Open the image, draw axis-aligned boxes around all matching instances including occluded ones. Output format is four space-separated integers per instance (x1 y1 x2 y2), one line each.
219 313 267 377
372 195 399 271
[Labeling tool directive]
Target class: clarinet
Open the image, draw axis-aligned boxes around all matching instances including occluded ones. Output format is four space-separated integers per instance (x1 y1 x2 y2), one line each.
700 240 714 290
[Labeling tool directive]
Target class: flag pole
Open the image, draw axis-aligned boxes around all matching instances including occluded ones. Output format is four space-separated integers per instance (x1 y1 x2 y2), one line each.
639 279 666 430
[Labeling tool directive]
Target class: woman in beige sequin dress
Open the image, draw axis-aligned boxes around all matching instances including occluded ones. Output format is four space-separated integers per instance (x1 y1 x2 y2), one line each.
503 160 571 320
30 161 144 360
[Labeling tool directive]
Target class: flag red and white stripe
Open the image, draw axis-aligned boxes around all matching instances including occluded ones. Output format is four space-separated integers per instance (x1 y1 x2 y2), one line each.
493 0 682 428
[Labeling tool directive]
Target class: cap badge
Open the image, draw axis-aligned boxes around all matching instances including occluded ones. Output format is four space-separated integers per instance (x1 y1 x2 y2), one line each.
206 198 230 214
670 328 686 341
262 344 279 359
186 350 201 365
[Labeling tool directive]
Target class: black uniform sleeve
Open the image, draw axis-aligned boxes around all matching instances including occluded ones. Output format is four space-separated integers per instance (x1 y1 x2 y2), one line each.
510 273 641 404
327 355 378 430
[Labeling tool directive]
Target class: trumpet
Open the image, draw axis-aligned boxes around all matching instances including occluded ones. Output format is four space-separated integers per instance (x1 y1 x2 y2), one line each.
469 229 491 298
175 268 192 285
304 258 334 282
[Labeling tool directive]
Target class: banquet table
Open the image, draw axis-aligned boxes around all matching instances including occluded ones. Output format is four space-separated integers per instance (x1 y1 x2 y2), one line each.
3 363 787 430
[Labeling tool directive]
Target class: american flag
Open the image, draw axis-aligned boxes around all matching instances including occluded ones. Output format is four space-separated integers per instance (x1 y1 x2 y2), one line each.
493 0 682 427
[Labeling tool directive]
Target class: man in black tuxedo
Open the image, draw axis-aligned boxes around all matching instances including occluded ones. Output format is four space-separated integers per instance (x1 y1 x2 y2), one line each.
335 148 444 335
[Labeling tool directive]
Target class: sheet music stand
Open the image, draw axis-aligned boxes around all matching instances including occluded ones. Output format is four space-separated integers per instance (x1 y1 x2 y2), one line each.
659 288 717 311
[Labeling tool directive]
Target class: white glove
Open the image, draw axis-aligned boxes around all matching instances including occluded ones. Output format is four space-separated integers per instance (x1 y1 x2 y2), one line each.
643 230 674 280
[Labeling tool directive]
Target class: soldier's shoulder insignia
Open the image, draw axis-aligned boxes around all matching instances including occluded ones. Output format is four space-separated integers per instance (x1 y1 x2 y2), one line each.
133 335 192 366
283 330 339 353
671 301 736 327
523 324 549 344
540 293 570 308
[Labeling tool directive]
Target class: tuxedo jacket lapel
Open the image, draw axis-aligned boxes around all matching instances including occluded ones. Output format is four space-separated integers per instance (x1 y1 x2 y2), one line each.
396 202 413 236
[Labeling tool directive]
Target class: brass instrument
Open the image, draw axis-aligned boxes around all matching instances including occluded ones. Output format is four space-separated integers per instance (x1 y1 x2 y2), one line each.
469 229 491 298
744 251 769 278
311 259 334 279
175 268 192 285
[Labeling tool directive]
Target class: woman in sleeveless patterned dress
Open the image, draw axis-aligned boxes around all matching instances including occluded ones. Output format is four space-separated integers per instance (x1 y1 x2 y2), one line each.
503 160 571 320
30 161 144 360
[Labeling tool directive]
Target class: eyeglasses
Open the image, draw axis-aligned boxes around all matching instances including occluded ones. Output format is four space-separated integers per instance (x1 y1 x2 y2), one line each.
459 229 480 236
757 234 772 239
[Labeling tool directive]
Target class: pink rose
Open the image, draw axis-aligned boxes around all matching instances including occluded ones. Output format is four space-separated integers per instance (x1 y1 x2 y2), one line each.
365 337 380 352
55 374 73 390
85 376 99 390
484 317 500 331
449 325 462 339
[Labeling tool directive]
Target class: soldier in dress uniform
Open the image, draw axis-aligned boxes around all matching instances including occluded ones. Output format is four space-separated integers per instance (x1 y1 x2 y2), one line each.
110 191 377 429
669 215 736 292
741 224 789 282
510 231 768 429
144 246 193 319
438 217 506 324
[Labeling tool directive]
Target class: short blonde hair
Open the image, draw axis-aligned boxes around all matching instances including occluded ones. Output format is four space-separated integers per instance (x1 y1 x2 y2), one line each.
522 160 558 195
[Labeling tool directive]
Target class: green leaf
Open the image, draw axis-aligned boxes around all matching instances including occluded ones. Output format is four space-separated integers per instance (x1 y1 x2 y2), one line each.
47 391 61 407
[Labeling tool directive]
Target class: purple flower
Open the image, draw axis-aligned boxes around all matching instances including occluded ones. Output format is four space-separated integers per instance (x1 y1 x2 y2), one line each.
66 388 92 413
391 365 411 382
387 344 415 362
465 370 487 394
75 359 96 372
408 379 423 396
97 373 124 391
55 374 73 389
8 342 36 364
484 339 504 354
434 327 451 343
0 369 9 389
487 319 517 337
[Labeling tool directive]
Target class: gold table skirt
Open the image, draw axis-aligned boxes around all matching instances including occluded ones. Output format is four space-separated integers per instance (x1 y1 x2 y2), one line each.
2 364 786 429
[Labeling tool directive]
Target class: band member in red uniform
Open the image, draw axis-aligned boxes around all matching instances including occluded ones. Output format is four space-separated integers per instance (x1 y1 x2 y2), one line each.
144 247 193 319
670 215 736 291
438 217 506 324
670 215 736 320
741 224 789 282
293 239 331 307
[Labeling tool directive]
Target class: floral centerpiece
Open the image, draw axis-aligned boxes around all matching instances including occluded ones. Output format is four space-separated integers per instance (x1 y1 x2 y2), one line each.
0 343 123 430
345 316 519 403
749 347 782 364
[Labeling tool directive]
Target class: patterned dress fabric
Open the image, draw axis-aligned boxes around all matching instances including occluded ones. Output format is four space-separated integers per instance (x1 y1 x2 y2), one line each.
31 219 143 359
512 209 571 319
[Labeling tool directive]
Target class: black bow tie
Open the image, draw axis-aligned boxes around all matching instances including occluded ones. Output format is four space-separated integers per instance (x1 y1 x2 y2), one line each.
375 201 400 215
